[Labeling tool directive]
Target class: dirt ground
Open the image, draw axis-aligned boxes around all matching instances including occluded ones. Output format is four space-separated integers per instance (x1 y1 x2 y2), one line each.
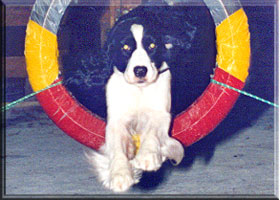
3 95 278 197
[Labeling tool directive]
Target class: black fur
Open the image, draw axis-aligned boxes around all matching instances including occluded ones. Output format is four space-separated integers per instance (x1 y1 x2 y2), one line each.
62 50 112 119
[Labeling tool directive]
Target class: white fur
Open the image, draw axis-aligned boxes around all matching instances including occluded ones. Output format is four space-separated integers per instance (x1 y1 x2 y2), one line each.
85 24 184 193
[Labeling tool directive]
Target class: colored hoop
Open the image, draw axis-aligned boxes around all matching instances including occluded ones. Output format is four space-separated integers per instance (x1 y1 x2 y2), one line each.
25 0 250 149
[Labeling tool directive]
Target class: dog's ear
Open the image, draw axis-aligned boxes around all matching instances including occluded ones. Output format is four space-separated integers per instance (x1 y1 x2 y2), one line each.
162 21 197 51
104 39 115 58
162 33 194 62
160 7 198 62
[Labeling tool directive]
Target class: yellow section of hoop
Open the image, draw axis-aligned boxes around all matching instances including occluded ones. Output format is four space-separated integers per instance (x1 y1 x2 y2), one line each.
216 8 251 82
25 20 59 92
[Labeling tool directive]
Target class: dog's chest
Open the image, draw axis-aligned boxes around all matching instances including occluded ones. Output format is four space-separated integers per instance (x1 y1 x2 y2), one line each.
106 71 171 117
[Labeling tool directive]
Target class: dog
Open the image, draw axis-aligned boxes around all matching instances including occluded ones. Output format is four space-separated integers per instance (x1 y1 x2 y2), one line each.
61 5 215 192
85 8 185 192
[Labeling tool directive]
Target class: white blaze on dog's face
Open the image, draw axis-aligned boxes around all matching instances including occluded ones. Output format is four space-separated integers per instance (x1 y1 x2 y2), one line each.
123 24 159 86
107 20 167 86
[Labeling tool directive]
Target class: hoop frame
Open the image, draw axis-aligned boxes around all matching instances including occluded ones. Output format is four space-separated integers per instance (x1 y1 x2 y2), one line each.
25 0 250 149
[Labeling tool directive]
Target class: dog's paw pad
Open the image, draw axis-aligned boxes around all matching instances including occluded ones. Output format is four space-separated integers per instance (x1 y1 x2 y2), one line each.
132 152 162 171
109 173 134 192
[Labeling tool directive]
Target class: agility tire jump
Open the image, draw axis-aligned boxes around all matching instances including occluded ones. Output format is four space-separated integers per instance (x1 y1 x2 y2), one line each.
25 0 250 150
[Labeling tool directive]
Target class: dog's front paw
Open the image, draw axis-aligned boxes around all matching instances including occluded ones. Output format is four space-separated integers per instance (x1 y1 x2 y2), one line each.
131 151 162 171
109 169 134 192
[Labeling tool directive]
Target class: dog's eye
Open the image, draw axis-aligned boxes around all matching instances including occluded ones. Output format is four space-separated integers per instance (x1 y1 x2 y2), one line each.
149 43 156 50
122 44 131 51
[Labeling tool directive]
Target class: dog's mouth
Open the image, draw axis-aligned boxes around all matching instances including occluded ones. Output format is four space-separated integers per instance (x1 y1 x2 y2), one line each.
136 78 147 84
134 78 150 87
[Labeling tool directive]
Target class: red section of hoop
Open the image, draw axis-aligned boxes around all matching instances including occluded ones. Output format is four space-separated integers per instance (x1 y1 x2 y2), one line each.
172 67 244 146
36 79 106 150
36 67 244 149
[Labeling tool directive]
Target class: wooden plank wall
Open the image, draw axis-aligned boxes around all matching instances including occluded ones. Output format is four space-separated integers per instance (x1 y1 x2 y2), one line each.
5 6 32 78
100 0 141 46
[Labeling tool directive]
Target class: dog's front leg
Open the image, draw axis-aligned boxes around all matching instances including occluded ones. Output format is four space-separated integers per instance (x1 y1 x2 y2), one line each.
104 121 138 192
132 131 163 171
131 112 170 171
131 112 184 172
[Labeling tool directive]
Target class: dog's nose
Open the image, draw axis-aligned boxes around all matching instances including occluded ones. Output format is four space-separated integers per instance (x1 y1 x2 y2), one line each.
134 66 147 78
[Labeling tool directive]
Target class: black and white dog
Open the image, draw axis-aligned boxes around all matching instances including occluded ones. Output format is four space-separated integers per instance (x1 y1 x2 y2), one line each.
61 5 215 192
88 7 185 192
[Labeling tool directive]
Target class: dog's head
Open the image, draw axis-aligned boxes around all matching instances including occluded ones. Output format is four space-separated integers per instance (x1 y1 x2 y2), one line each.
105 15 167 86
